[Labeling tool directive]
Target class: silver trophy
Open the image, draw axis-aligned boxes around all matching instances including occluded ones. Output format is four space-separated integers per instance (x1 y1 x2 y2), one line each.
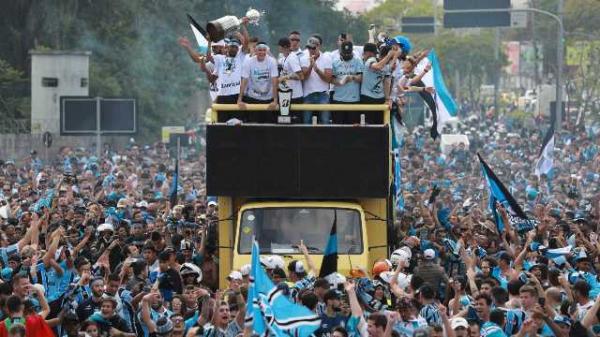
206 8 262 42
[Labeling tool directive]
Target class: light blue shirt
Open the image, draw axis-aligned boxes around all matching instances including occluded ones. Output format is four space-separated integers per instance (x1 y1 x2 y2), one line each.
360 57 390 99
332 57 363 102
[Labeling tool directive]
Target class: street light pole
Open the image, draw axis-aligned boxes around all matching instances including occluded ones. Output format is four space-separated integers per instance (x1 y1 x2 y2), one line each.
555 0 564 131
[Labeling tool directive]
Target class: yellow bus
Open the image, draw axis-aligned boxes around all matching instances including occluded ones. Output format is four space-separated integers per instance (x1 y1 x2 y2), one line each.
205 104 393 288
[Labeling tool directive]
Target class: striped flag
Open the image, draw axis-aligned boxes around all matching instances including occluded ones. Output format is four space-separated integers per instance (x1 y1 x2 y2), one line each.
391 118 404 211
169 156 179 207
416 49 458 139
535 121 555 176
245 240 320 337
186 14 209 54
319 212 338 278
478 154 535 234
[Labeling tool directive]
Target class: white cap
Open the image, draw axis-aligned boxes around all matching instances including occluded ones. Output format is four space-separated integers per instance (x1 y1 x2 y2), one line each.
116 198 128 208
180 262 203 283
400 246 412 259
207 200 218 207
227 270 243 281
261 255 284 270
325 272 346 289
240 264 251 276
136 200 149 208
97 223 115 232
451 317 469 330
423 249 435 260
390 249 410 265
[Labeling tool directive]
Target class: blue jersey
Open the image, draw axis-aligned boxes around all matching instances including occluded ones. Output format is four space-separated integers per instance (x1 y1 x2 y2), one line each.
35 260 75 302
360 57 390 99
332 57 363 102
503 308 526 336
419 303 442 326
481 321 508 337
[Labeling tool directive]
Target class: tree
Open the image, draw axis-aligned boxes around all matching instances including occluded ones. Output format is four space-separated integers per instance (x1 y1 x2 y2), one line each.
0 59 29 123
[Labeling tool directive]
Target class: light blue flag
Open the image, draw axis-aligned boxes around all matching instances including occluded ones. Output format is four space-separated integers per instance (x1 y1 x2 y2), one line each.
391 118 404 211
245 241 321 337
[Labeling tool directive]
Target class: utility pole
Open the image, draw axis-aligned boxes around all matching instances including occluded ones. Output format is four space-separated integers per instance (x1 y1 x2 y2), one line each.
433 0 438 35
555 0 564 131
494 28 501 116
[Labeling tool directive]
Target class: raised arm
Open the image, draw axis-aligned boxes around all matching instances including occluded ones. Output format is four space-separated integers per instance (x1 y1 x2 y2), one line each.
407 63 431 86
42 228 62 267
344 280 364 318
72 226 93 258
369 52 393 71
141 293 159 333
239 19 250 54
234 291 247 328
389 263 405 298
299 240 317 275
33 284 50 319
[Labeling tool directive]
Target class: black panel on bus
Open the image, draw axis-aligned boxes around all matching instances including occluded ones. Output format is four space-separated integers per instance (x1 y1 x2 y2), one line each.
206 125 389 198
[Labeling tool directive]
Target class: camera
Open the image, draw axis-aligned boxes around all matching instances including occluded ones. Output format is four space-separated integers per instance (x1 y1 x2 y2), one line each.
63 173 77 185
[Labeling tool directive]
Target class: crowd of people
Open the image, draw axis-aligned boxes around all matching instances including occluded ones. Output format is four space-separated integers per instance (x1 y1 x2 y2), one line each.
0 19 599 337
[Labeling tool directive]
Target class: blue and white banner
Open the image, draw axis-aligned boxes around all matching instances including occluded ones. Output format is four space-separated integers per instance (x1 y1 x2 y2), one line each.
535 121 555 176
391 118 404 211
187 14 209 54
417 49 458 136
478 153 534 234
245 241 320 337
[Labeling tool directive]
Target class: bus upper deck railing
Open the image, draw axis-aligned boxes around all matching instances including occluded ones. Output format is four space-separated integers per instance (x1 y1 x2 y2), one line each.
209 104 390 125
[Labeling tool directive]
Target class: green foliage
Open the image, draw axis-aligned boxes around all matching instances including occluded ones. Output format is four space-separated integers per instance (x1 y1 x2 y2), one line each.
0 58 29 120
364 0 435 32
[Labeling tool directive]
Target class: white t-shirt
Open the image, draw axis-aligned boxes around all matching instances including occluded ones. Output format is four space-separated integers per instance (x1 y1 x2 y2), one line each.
278 53 303 99
213 52 246 97
205 62 218 101
302 52 332 96
390 59 403 101
241 55 279 101
292 48 310 68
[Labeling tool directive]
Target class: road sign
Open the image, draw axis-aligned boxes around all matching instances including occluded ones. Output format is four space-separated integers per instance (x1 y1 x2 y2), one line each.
443 0 511 28
60 97 136 134
401 16 435 34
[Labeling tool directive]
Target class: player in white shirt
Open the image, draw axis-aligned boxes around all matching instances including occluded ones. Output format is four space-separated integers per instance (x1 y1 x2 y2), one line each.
238 42 279 123
277 37 305 123
289 31 310 70
210 38 249 121
302 37 333 124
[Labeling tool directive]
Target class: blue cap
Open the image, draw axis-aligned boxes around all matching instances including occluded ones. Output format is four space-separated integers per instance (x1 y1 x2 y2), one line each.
393 35 412 53
1 267 13 281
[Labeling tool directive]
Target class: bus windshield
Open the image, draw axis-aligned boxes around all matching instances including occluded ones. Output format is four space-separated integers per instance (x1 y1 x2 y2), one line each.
238 207 363 255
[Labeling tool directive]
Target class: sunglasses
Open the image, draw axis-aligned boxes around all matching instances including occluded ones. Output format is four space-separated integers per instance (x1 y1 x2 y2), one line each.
290 38 300 42
307 46 316 50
